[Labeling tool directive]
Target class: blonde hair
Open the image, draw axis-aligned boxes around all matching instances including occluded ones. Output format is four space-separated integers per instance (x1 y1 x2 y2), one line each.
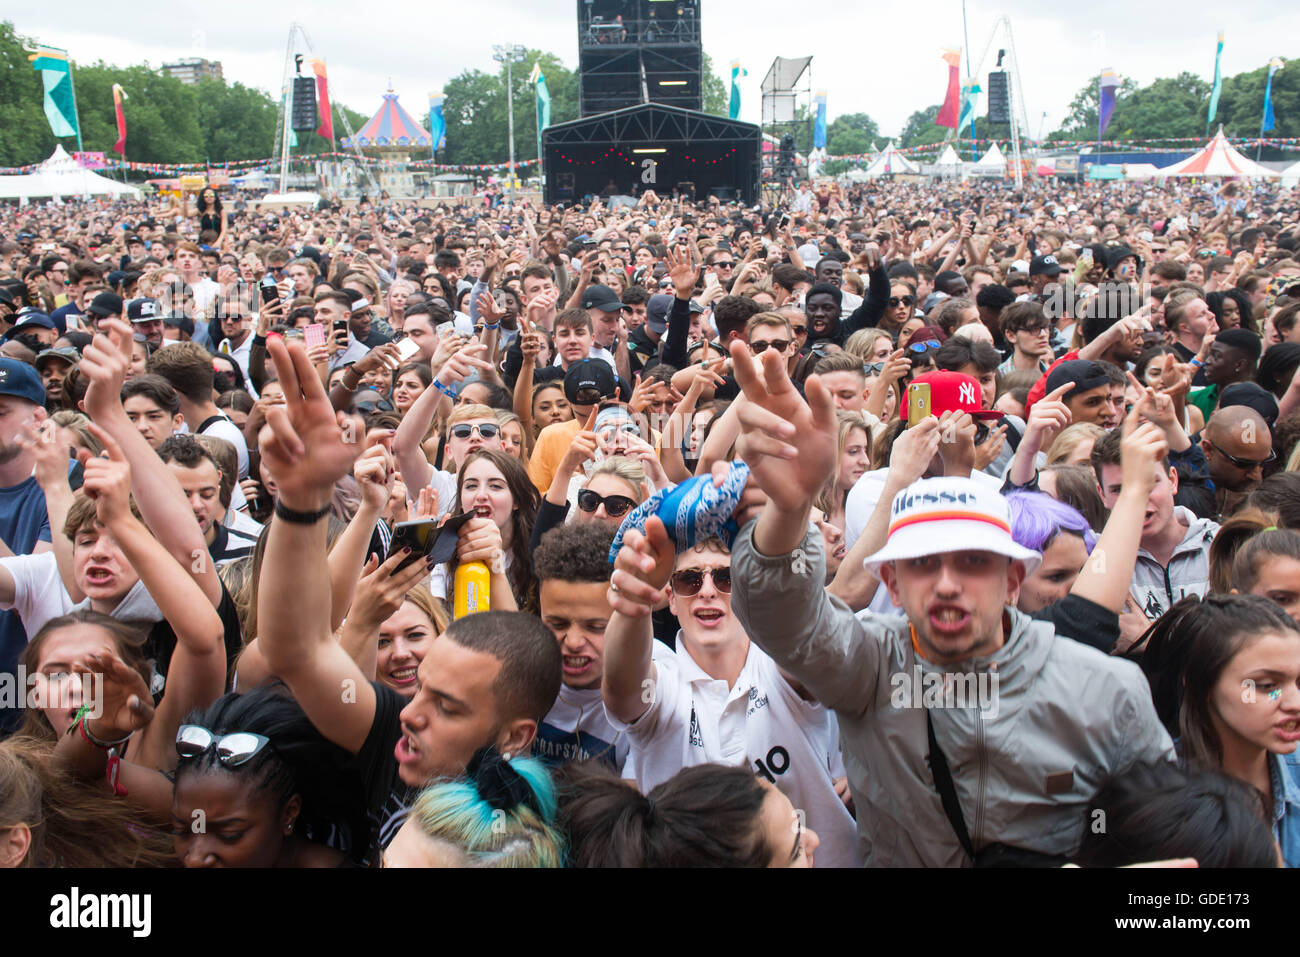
494 409 534 463
50 411 104 456
583 456 648 502
815 411 871 516
844 328 893 362
1045 423 1106 466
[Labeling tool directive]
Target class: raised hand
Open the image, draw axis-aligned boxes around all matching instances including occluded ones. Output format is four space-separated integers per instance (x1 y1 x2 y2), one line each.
662 244 697 300
21 419 71 492
729 339 837 513
354 444 396 512
72 652 155 741
476 291 503 324
78 317 133 423
258 336 365 511
1024 381 1073 453
437 341 493 385
78 424 134 528
608 516 675 617
349 549 437 630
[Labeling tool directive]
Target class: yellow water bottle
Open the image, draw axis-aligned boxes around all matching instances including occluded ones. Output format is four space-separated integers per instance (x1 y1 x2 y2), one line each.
454 561 491 618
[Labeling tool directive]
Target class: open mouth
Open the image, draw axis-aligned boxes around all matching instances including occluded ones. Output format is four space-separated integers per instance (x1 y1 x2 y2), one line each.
1275 719 1300 743
928 606 970 635
693 608 725 626
563 655 594 677
395 731 420 764
473 506 493 518
84 567 115 586
388 667 417 688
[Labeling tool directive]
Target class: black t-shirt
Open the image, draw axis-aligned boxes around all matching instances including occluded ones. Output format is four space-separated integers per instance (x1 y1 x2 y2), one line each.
144 580 244 700
1032 593 1120 654
348 681 415 849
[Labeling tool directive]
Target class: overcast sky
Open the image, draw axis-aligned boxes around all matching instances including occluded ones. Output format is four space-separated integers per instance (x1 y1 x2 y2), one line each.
14 2 1298 146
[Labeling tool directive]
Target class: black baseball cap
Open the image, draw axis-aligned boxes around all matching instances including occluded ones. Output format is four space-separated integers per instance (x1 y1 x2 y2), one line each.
580 284 624 313
86 292 124 318
1218 382 1279 427
1044 359 1109 401
1029 255 1062 277
127 298 160 322
564 358 617 405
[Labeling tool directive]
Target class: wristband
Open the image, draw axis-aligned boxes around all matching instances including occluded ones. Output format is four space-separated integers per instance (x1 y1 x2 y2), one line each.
252 334 268 346
432 378 457 399
483 321 500 330
1190 358 1204 368
274 500 333 524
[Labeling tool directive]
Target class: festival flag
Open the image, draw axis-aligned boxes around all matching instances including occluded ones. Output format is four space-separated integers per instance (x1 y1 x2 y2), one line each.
813 91 828 150
529 61 550 160
428 92 447 152
310 59 334 145
27 45 81 146
958 81 981 136
112 84 127 154
1206 32 1225 133
1098 69 1120 137
729 59 747 120
936 50 962 128
1262 57 1285 133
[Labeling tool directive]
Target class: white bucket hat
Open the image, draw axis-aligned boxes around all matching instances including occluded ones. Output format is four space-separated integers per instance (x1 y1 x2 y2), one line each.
864 477 1041 576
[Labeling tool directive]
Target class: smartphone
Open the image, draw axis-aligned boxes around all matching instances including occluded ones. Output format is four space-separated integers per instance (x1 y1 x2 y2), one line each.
906 382 932 427
385 511 475 572
1080 248 1093 264
332 318 349 339
395 337 421 361
259 275 279 305
304 323 326 349
1190 212 1201 229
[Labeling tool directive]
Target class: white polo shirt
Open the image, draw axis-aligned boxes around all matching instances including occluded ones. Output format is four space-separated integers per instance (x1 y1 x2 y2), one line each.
609 635 861 867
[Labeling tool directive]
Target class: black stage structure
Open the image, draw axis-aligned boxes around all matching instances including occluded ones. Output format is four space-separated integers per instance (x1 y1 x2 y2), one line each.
543 0 760 205
543 104 760 205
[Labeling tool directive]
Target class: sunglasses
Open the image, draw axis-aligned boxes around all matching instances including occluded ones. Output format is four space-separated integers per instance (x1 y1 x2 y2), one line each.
889 296 915 307
176 725 272 767
1209 440 1275 470
713 261 735 269
750 339 789 354
670 566 732 596
863 362 885 376
907 340 942 354
450 422 500 440
577 489 637 517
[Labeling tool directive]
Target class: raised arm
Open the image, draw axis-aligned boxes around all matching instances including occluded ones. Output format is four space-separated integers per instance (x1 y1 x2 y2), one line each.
327 442 394 632
78 318 222 607
79 424 226 772
24 418 81 600
255 337 381 754
604 517 675 724
392 340 490 495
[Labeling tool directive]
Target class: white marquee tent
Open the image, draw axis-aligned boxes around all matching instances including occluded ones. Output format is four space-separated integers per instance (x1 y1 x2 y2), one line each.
0 146 141 200
1157 129 1279 179
863 141 919 177
968 142 1007 178
1283 159 1300 189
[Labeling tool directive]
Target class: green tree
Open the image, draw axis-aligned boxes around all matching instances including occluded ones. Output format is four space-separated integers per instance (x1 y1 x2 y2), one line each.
1051 76 1139 140
825 112 880 155
0 21 63 166
899 105 946 148
441 49 577 165
701 52 729 116
1217 60 1300 139
73 63 204 164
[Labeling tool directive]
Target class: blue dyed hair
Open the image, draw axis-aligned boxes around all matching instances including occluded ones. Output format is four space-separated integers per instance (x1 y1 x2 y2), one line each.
1005 490 1097 555
407 756 564 868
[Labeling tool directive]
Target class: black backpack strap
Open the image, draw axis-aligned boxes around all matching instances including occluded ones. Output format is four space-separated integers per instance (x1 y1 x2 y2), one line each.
927 708 975 861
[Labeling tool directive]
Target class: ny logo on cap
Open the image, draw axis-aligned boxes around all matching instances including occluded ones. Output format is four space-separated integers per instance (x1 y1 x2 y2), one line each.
959 382 977 406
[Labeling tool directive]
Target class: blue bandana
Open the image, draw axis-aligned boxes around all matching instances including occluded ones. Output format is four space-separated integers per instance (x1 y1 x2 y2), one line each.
608 462 751 563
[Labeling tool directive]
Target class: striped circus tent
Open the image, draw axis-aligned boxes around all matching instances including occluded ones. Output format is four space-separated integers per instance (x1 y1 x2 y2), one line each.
1157 127 1279 178
342 90 431 148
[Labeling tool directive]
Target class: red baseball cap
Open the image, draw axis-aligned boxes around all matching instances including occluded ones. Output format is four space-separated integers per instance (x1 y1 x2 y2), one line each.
906 370 1004 421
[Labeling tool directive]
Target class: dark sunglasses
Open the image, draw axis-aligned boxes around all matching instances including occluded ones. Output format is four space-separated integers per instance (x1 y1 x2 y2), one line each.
907 339 942 354
712 261 735 269
670 566 732 596
750 339 789 354
176 725 272 767
450 422 500 440
577 489 637 517
1209 440 1275 470
889 295 915 307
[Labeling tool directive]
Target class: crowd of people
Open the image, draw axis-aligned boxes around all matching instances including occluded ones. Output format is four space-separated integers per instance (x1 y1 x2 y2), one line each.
0 171 1299 868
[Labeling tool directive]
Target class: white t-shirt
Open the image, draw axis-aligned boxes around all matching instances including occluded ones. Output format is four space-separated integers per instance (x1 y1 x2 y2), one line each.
843 467 1004 616
0 551 73 639
534 685 628 772
609 635 861 868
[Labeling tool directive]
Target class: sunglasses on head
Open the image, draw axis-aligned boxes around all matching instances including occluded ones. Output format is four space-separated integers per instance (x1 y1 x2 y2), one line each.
863 362 885 376
577 489 637 517
450 422 500 440
907 339 941 354
750 339 789 354
889 295 915 307
176 725 272 767
670 566 732 596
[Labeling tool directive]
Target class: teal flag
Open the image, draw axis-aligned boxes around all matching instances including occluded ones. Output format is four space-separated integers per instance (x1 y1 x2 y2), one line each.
729 60 746 119
530 62 550 161
1207 32 1224 134
28 47 80 143
1262 58 1284 133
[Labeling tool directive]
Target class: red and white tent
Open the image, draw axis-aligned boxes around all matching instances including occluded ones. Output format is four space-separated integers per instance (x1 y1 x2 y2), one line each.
1157 127 1280 179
